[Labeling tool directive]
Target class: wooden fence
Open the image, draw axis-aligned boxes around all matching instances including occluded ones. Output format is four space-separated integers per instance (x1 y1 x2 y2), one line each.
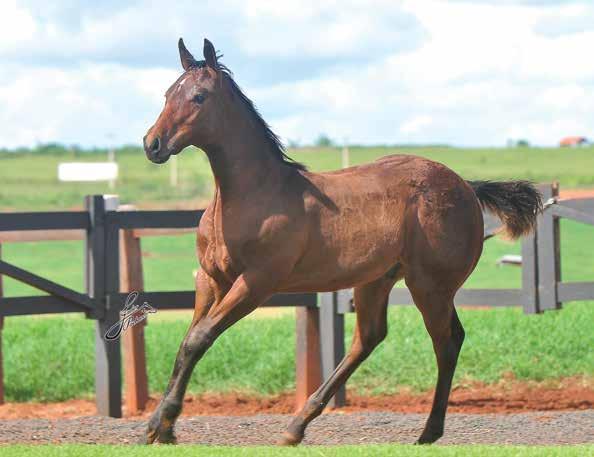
0 183 592 415
0 196 319 416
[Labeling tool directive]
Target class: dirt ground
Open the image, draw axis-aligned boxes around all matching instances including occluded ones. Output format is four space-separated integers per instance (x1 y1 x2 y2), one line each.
1 377 592 420
559 188 594 200
1 379 593 445
0 411 592 445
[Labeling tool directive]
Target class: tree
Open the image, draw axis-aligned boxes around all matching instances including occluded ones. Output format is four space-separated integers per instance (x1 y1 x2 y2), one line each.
516 139 530 148
314 134 334 147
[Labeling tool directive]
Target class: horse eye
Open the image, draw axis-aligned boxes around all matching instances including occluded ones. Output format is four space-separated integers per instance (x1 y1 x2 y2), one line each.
193 93 207 104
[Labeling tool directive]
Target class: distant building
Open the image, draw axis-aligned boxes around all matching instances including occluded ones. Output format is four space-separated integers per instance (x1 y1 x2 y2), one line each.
560 136 589 147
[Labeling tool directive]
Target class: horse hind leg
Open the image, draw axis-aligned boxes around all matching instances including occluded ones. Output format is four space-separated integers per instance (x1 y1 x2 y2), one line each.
406 275 465 444
280 271 400 445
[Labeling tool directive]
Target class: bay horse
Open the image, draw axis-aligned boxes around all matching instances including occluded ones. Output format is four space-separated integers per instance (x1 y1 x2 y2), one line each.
142 38 542 445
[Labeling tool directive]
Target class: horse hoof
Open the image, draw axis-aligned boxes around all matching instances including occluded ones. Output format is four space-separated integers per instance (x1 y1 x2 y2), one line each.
140 426 177 445
156 429 177 445
139 429 157 445
277 431 303 446
138 435 152 445
415 429 442 445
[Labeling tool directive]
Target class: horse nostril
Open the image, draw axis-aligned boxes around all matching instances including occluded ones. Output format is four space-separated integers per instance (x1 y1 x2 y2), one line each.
150 136 161 153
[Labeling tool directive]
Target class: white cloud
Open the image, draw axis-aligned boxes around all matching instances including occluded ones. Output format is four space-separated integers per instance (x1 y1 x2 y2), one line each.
252 0 594 146
0 1 37 54
1 0 423 67
0 0 592 148
400 115 433 135
0 63 176 148
235 0 425 58
534 2 594 37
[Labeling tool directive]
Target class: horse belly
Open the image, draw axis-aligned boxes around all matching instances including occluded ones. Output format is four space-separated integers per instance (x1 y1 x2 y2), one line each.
281 208 406 292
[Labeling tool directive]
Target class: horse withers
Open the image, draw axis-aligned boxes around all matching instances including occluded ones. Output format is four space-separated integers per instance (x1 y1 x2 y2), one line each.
141 38 542 445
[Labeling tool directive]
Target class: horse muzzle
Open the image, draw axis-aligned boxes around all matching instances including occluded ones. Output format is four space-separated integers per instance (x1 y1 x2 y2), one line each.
143 134 171 164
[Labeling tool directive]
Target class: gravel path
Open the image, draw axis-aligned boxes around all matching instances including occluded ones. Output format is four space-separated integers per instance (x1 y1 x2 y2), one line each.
1 411 592 446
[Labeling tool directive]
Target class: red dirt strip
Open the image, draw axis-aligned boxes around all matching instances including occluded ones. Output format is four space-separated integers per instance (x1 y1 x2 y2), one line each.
0 377 592 419
559 188 594 200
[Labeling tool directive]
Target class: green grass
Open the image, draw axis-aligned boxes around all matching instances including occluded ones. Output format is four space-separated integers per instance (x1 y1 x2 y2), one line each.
0 146 212 211
1 146 593 402
297 145 594 189
3 298 593 401
1 145 594 211
1 215 592 401
2 445 593 457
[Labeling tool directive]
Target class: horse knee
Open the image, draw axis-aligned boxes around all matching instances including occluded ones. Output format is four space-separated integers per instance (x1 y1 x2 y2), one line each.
180 323 215 362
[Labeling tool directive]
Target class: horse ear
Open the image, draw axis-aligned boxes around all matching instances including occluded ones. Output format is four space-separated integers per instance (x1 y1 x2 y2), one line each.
178 38 197 71
203 38 218 69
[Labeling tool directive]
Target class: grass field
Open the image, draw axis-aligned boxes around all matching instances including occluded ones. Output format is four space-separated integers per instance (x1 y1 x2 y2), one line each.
0 145 593 402
3 282 593 401
1 144 594 211
2 444 593 457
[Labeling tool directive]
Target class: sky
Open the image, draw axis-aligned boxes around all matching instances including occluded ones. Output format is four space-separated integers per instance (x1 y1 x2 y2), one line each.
1 0 593 148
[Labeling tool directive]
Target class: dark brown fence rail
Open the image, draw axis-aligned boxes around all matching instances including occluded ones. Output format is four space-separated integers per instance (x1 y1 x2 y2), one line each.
0 195 321 417
548 190 594 304
0 183 591 415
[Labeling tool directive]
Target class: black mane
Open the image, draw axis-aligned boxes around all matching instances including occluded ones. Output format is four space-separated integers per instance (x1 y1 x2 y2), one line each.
190 59 307 171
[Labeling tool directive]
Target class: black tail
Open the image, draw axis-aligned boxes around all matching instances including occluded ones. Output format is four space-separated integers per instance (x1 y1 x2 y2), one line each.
467 180 543 240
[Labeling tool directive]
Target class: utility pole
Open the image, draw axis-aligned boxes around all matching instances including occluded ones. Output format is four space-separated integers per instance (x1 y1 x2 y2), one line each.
170 154 179 188
106 133 116 190
341 138 350 169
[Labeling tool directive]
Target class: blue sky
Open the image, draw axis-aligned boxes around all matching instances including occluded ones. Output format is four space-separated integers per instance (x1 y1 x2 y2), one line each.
1 0 593 148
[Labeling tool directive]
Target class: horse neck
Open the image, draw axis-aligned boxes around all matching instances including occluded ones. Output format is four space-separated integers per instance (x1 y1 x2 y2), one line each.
202 100 292 199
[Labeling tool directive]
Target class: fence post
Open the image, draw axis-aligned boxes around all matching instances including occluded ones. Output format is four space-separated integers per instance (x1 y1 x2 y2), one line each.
536 183 561 311
295 305 322 411
319 291 346 408
0 243 4 404
86 195 122 418
120 221 149 414
521 230 540 314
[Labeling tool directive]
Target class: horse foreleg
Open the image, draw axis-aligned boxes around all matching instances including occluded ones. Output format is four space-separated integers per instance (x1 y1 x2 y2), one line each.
280 274 396 446
142 270 218 444
143 272 269 444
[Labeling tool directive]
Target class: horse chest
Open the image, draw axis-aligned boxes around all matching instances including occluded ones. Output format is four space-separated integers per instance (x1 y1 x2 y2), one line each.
198 236 236 281
197 196 277 282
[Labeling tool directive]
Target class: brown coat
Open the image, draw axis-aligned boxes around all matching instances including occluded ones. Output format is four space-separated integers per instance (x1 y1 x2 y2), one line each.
140 38 542 446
